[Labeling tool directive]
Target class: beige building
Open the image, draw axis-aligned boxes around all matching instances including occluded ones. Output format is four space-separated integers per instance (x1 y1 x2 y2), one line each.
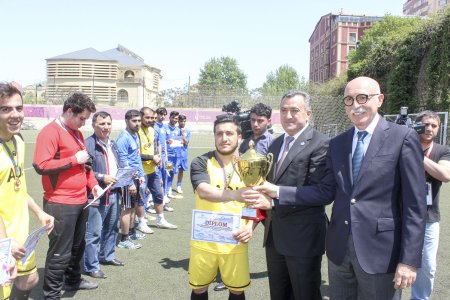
403 0 449 16
46 45 162 107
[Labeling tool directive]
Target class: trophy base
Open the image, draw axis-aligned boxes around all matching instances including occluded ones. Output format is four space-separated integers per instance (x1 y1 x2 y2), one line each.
241 207 266 222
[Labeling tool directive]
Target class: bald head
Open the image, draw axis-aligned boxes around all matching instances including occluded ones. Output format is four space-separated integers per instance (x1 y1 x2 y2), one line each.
345 76 381 95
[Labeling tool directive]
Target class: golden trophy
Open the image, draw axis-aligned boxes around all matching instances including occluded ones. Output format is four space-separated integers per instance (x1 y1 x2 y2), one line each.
233 141 273 221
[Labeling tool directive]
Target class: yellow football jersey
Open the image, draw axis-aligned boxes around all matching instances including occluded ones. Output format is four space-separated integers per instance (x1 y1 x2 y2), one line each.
138 127 157 175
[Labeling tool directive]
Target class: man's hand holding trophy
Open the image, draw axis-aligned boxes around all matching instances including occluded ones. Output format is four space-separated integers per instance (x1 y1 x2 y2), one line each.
233 141 273 221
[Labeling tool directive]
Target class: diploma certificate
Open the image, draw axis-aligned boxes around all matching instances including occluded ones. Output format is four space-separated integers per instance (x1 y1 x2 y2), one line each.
191 210 241 245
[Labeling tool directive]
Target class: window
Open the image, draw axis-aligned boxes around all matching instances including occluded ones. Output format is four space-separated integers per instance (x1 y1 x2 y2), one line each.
124 70 135 81
349 32 357 44
117 89 128 102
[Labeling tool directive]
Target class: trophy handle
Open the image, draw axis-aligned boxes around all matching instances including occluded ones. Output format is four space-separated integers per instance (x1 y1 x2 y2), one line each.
232 155 243 181
263 153 274 179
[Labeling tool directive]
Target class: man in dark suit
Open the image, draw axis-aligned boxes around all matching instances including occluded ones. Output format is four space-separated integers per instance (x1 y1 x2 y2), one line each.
251 77 427 300
261 90 329 300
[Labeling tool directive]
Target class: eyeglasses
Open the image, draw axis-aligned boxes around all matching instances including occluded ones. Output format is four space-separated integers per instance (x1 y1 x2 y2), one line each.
343 94 379 106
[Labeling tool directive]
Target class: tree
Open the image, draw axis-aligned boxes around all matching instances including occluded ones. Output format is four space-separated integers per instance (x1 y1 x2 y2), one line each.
347 14 423 86
262 65 299 96
347 11 450 114
198 57 247 94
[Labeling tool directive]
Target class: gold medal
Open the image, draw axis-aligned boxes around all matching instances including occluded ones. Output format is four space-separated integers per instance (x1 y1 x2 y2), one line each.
14 178 21 191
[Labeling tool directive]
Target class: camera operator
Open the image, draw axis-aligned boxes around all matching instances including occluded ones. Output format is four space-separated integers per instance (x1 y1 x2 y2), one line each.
239 103 274 156
411 110 450 300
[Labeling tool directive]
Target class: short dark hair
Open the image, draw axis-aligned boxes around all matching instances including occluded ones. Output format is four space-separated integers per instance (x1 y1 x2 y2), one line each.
125 109 141 120
214 114 242 135
140 107 154 116
63 92 96 114
281 90 312 112
92 111 111 126
170 111 179 118
156 107 167 115
250 103 272 119
0 82 23 102
178 114 187 121
416 110 441 126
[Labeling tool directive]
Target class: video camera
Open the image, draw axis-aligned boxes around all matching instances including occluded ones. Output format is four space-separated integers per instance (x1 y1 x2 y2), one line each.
218 100 253 139
394 107 425 134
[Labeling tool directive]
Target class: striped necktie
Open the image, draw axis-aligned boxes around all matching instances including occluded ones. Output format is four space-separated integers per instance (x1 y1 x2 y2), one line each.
352 131 368 184
276 136 294 175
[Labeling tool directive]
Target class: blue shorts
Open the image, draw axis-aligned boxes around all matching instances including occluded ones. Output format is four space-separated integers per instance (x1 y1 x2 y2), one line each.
177 157 188 171
146 172 164 204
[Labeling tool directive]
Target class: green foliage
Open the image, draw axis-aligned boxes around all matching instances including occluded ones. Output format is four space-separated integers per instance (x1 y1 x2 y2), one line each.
198 57 247 94
23 91 35 104
425 8 450 111
307 75 348 97
347 15 423 92
262 64 299 96
347 11 450 114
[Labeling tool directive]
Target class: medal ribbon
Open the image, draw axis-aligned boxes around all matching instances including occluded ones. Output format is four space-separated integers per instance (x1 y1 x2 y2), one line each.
214 152 234 190
58 118 85 150
0 136 22 178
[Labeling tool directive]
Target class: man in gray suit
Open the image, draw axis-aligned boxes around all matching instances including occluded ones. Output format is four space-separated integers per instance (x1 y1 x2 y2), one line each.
258 90 329 300
250 77 427 300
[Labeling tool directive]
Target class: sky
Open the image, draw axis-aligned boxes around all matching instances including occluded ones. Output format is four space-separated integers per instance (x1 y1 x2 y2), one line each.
0 0 403 90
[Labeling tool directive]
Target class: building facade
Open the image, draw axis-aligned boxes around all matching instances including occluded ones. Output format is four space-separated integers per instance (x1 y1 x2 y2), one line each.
46 45 162 107
309 13 383 84
403 0 449 16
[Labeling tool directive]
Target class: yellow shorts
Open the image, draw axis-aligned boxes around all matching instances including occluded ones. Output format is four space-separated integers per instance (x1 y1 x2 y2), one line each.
188 247 250 292
2 251 37 299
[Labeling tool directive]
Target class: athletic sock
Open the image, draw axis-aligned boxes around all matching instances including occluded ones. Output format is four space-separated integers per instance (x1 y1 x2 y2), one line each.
157 213 165 223
228 292 245 300
10 284 32 300
191 291 208 300
121 234 129 242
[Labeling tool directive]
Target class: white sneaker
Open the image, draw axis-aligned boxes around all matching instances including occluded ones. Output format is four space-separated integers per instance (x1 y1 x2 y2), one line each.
157 220 178 230
163 195 171 204
136 223 154 234
177 186 183 194
163 204 174 212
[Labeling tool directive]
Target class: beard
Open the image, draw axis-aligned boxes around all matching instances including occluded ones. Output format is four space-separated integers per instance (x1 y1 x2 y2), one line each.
216 143 238 156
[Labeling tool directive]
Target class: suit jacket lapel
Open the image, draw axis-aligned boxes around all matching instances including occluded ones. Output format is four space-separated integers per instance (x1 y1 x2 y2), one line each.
274 126 313 183
342 128 355 187
268 135 283 181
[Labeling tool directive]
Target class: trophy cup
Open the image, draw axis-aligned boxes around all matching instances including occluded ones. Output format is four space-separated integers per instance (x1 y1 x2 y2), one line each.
233 141 273 221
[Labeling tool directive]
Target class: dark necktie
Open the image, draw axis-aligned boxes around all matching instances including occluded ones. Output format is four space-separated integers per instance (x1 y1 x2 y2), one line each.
352 131 368 183
276 136 294 175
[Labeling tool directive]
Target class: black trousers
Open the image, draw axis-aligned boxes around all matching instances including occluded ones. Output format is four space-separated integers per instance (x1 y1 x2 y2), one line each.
265 231 322 300
43 200 88 299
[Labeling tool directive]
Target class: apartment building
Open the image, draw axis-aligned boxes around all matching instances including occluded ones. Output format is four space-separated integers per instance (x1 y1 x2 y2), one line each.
309 13 383 84
403 0 449 16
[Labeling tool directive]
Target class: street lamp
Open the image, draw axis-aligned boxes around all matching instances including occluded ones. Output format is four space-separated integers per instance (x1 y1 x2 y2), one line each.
35 84 42 105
